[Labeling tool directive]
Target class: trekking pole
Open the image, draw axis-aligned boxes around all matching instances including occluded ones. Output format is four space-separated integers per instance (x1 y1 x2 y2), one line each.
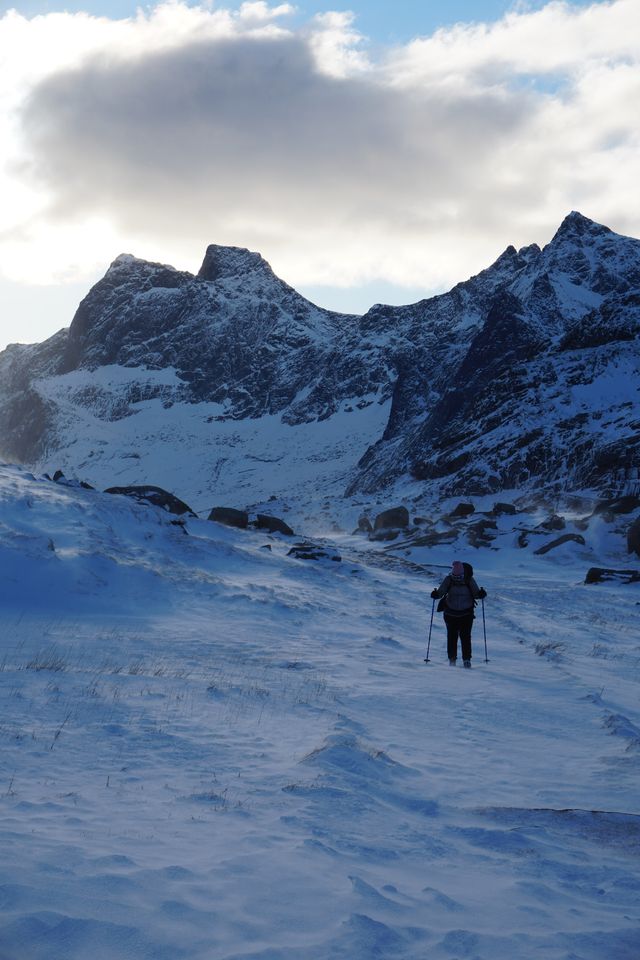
482 598 489 663
424 598 435 663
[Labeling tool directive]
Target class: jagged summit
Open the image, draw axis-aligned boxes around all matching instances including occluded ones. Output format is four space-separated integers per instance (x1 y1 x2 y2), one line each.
550 210 612 244
197 244 274 282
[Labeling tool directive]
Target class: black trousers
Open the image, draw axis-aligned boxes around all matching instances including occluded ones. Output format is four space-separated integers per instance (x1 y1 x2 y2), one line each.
444 613 474 661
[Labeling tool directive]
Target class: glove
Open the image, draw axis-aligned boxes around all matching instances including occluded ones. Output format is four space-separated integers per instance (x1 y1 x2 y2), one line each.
478 588 487 599
431 589 439 599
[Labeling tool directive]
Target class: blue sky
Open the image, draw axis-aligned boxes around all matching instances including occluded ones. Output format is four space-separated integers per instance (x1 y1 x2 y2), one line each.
0 0 603 42
0 0 637 347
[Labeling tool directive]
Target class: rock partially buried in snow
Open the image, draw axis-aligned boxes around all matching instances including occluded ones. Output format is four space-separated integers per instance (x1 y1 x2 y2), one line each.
534 533 586 555
448 502 475 519
585 567 640 584
254 514 294 536
104 485 196 517
208 507 249 529
491 502 517 516
594 495 640 520
627 516 640 557
466 518 498 548
287 541 341 562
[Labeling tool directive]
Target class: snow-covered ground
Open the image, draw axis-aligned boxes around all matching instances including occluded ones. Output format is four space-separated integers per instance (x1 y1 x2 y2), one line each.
0 463 639 959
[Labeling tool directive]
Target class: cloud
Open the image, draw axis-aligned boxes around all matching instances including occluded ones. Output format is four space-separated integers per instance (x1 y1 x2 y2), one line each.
2 0 640 296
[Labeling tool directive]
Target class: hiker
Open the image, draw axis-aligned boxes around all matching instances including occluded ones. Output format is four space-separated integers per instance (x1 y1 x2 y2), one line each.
431 561 486 668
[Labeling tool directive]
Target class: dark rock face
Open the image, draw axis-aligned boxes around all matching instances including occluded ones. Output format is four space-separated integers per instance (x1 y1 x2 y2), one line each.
208 507 249 529
105 485 195 516
349 212 640 499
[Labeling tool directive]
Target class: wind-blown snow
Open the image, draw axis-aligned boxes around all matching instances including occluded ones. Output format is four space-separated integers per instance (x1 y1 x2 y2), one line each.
0 463 638 959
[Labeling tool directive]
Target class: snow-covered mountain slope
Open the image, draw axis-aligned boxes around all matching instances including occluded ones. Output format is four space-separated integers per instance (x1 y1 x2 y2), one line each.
1 463 639 959
0 213 638 518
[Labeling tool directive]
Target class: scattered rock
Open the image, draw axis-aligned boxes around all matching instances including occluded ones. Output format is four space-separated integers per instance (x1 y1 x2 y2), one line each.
254 514 294 536
585 567 640 584
403 529 459 548
374 506 410 530
53 469 65 482
628 516 640 557
104 485 196 517
533 533 586 555
208 507 249 529
288 541 341 561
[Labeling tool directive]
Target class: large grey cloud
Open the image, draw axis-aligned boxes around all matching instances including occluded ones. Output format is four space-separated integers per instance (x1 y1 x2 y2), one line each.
20 30 534 282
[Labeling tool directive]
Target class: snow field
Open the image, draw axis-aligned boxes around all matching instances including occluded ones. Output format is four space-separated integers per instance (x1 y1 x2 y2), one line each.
0 464 639 959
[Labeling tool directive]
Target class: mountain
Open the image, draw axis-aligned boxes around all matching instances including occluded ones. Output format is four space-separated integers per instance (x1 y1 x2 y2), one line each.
0 212 638 518
351 212 640 498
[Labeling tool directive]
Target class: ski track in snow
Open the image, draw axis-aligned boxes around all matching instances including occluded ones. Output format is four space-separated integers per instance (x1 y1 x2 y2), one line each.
0 466 639 959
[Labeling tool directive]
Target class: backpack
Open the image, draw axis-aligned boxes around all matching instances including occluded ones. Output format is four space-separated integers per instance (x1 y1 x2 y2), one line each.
438 563 476 612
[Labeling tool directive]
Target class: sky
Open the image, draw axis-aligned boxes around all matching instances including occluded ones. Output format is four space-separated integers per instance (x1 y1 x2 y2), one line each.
0 0 638 349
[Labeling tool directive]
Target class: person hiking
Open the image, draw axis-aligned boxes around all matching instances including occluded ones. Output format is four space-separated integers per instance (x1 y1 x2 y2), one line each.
431 561 486 667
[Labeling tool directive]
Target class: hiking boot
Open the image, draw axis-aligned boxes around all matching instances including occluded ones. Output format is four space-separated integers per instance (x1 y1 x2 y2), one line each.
463 659 471 669
448 659 457 666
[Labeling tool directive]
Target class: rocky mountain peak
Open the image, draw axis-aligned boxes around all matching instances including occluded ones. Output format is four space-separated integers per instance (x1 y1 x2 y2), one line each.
0 212 638 507
551 210 611 243
197 244 274 283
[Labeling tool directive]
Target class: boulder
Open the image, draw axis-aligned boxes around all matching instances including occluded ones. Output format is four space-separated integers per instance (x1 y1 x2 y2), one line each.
448 502 475 519
628 516 640 557
357 514 373 533
104 485 196 517
585 567 640 584
594 496 640 518
539 514 566 532
533 533 586 555
254 514 294 536
374 506 409 530
491 502 517 516
208 507 249 529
